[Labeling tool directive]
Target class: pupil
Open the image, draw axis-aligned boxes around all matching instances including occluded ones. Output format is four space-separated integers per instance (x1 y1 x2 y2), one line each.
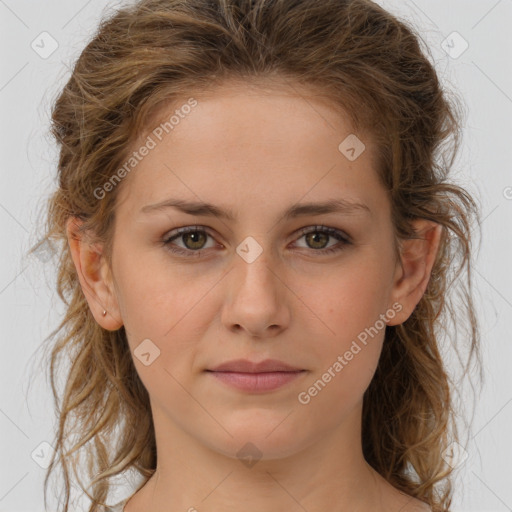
308 232 327 248
185 232 205 249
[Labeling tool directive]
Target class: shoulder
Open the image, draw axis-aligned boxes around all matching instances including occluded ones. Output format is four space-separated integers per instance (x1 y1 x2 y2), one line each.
385 488 431 512
400 496 432 511
371 469 432 511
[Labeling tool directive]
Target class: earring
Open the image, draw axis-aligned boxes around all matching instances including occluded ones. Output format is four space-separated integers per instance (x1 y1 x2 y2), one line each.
102 310 107 316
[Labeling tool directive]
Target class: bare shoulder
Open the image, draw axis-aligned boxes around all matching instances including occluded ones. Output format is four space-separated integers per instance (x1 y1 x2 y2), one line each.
409 502 431 511
384 486 431 512
398 495 432 511
370 468 431 511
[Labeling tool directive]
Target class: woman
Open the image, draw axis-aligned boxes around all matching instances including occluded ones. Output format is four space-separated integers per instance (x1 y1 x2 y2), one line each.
33 0 481 510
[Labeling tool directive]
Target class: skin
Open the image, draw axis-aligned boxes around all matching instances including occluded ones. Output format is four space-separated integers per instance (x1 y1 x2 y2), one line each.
67 79 440 511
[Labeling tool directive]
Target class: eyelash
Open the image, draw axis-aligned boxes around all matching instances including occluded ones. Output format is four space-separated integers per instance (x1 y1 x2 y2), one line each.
162 225 351 257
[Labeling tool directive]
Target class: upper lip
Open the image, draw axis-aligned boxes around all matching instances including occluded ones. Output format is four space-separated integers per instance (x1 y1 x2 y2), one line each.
207 359 304 373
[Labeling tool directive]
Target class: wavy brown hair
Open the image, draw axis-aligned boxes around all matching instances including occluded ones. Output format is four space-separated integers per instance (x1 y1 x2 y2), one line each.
29 0 482 510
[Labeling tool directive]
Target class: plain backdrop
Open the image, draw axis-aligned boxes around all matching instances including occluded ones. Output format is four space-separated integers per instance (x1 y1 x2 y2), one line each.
0 0 511 511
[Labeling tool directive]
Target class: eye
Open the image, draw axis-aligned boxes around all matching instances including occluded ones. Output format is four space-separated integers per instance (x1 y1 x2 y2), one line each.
163 226 217 256
292 225 351 254
162 225 351 257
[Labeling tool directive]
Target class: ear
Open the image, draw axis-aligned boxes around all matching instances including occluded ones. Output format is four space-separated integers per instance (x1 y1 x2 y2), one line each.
387 218 443 326
66 217 123 331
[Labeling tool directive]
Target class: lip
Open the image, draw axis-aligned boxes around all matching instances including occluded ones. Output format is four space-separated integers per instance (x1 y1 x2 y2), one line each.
205 359 307 393
207 358 303 373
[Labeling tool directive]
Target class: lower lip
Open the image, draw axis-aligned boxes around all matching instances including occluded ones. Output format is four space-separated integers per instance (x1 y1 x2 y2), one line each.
207 370 306 392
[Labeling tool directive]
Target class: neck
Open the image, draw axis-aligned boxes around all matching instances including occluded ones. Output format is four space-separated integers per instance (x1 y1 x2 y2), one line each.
125 401 384 512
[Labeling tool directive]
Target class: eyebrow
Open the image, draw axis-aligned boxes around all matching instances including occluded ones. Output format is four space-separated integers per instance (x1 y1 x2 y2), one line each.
140 197 371 221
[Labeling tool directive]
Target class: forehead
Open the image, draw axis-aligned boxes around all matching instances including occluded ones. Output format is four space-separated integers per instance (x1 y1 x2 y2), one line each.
115 80 386 221
140 77 356 135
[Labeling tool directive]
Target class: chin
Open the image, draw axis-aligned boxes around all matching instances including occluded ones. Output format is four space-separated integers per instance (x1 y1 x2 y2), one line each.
201 419 312 462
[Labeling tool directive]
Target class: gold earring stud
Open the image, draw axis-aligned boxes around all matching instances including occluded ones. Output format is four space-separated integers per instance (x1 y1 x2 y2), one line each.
102 310 107 316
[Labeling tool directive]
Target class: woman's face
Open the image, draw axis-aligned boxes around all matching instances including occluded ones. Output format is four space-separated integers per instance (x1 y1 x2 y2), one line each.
95 81 415 460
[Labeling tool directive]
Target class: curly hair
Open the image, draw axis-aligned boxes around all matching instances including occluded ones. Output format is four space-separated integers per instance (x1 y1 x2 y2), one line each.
29 0 482 510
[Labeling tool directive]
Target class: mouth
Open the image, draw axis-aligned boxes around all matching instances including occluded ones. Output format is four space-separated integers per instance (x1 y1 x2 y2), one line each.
207 358 304 373
206 370 307 392
205 359 307 393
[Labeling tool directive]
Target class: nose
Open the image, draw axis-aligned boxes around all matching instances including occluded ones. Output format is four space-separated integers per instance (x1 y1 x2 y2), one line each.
220 247 290 338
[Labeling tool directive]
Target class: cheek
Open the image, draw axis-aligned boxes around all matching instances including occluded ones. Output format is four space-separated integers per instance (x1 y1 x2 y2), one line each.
113 251 218 383
307 262 391 338
298 260 390 385
294 311 384 438
112 242 197 333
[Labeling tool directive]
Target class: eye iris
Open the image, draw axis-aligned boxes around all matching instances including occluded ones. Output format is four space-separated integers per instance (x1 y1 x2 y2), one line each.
183 231 206 250
171 228 341 253
306 231 329 249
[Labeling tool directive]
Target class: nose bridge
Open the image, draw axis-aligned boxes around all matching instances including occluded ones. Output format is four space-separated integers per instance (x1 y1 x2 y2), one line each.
222 236 289 336
234 237 279 297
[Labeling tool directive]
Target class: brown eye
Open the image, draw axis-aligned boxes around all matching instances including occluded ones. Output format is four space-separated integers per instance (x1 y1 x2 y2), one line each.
294 226 351 255
181 231 208 250
304 231 330 249
162 225 351 258
163 226 216 255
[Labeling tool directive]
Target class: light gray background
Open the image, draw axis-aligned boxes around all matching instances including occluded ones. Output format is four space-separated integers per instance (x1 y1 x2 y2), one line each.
1 0 511 511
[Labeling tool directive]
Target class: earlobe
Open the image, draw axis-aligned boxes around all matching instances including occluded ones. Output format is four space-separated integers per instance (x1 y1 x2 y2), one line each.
66 217 123 331
387 219 443 326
